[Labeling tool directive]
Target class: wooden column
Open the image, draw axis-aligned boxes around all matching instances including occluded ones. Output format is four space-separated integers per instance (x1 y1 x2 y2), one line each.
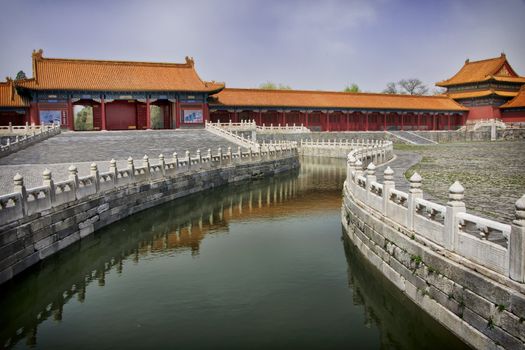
365 112 369 131
258 110 262 125
346 111 350 131
101 96 107 131
146 97 151 129
326 112 330 131
383 112 387 131
305 111 309 127
417 112 421 130
447 114 451 130
175 100 181 129
67 97 74 130
400 113 404 131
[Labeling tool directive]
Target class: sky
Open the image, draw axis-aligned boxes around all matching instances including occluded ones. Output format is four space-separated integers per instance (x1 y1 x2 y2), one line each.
0 0 524 93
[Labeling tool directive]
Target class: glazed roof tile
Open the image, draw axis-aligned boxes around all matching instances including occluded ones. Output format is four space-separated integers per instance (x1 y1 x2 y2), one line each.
210 88 467 111
500 86 525 109
436 54 525 87
447 89 518 99
0 79 29 107
17 49 225 93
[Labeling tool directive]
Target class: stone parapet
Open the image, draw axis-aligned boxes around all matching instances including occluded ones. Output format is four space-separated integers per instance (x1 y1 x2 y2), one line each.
0 145 300 284
0 123 61 158
342 158 525 348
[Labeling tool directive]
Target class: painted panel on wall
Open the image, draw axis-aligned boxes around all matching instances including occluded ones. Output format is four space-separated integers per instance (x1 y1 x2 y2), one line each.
183 109 203 123
39 110 61 125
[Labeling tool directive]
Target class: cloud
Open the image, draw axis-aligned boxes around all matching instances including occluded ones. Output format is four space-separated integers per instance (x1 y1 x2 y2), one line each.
0 0 523 93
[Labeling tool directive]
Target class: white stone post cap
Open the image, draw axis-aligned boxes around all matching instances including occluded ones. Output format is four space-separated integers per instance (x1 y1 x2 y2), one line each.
448 181 464 201
515 194 525 225
409 172 422 189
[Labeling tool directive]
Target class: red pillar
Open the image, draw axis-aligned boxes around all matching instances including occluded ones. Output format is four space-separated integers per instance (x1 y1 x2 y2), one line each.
67 98 74 130
258 110 262 125
30 103 38 125
383 113 387 131
146 98 151 129
281 111 285 126
400 114 404 131
365 112 369 131
305 111 309 127
447 114 451 130
417 113 421 130
346 111 349 131
175 100 181 129
101 96 107 130
326 112 330 131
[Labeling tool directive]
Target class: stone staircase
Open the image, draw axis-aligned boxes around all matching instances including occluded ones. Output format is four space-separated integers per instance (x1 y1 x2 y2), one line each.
388 131 437 145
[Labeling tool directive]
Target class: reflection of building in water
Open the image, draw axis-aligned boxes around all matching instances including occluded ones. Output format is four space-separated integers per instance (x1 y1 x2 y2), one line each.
0 159 345 349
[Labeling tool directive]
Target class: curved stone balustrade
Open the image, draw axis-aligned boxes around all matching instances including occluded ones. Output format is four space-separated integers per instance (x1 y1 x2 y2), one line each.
0 123 61 157
0 144 298 228
342 153 525 348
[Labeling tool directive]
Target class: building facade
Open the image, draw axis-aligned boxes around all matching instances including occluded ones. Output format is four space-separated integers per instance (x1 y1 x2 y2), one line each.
1 50 523 131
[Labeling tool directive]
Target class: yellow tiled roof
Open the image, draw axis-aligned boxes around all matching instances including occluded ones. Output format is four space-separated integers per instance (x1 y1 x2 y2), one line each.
210 88 467 111
0 79 29 107
500 86 525 109
17 49 225 93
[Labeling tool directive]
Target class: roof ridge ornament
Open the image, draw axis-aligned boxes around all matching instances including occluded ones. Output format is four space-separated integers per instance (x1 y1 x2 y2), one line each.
32 49 44 60
185 56 195 67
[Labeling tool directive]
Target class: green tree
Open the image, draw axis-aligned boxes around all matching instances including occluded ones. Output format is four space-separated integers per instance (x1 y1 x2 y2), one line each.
259 81 292 90
15 70 27 80
343 83 360 93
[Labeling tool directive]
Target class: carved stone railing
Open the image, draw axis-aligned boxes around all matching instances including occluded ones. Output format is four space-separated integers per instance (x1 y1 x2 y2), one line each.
0 144 298 227
208 120 311 134
344 155 525 283
0 123 61 157
205 120 259 150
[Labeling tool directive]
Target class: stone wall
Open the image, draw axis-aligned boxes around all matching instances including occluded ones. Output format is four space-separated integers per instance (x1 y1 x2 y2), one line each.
0 124 61 158
0 154 299 285
341 162 525 349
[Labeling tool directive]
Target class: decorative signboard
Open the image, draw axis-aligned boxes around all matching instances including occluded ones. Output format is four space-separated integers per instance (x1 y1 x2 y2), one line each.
183 109 203 123
39 110 61 125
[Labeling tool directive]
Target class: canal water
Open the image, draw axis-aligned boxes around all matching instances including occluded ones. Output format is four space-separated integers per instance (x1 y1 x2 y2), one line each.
0 157 469 349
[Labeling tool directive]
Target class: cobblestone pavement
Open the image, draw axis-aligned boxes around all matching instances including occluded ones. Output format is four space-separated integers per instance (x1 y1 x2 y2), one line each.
397 141 525 224
375 151 422 192
0 130 238 192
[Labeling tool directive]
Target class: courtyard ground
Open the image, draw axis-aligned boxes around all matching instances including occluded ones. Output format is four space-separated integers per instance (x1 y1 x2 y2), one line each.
395 140 525 224
0 130 238 193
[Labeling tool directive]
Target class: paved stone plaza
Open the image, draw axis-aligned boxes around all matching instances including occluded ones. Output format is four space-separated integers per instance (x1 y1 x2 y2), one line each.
400 140 525 224
0 130 238 192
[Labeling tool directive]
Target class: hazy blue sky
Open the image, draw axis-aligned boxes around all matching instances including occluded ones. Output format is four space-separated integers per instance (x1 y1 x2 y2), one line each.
1 0 524 92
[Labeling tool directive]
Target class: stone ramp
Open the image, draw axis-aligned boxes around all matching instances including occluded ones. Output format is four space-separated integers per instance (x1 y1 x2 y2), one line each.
0 130 238 192
388 131 437 145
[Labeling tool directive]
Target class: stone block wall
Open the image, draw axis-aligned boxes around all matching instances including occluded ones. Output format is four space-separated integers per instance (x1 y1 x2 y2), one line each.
342 185 525 349
0 155 299 285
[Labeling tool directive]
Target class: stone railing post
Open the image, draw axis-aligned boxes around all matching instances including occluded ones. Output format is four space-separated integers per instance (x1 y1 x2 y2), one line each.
173 152 178 170
207 148 212 163
25 122 29 132
354 159 364 179
143 155 150 178
444 181 466 251
186 151 191 170
510 195 525 283
227 146 232 164
159 154 166 177
90 163 100 192
8 122 12 133
365 163 376 203
383 167 395 215
217 147 222 165
42 169 56 205
128 157 135 180
407 173 423 230
109 159 118 185
68 165 79 197
237 146 241 162
347 155 356 189
13 173 27 216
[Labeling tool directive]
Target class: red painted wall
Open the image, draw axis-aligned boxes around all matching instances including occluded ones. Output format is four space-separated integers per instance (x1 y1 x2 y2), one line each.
106 101 137 130
501 110 525 123
0 111 28 125
466 106 501 120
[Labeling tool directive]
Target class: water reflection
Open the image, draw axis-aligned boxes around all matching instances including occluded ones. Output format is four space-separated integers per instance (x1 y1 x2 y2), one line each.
0 156 466 349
